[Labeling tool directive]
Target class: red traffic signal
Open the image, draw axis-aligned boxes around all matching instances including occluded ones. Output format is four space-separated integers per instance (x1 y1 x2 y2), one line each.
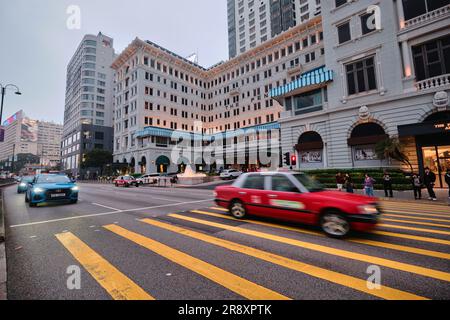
291 155 297 166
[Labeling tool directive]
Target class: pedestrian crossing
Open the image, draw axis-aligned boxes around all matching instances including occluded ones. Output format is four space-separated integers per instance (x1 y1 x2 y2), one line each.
54 200 449 300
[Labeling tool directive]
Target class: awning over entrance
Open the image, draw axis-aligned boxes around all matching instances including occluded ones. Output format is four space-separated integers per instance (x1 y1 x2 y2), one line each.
348 123 388 146
155 155 171 166
295 131 324 151
269 66 333 98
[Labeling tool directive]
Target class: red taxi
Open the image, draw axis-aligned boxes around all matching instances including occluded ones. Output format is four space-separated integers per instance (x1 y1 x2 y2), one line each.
113 175 140 188
214 172 381 238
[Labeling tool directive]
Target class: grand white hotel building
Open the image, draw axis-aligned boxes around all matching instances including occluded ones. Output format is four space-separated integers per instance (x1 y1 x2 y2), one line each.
112 17 325 174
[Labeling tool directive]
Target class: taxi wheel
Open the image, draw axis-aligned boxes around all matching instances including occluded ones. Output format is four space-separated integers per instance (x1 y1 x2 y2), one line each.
29 202 37 208
320 211 350 239
230 200 247 219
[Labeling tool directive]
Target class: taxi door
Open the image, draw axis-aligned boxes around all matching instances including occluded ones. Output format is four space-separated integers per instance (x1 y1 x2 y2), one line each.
265 175 314 224
238 175 272 218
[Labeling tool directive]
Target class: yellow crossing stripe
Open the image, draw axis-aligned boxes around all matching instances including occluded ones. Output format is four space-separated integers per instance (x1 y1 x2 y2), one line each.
383 210 450 219
169 214 450 282
371 230 450 246
55 232 154 300
384 214 450 223
382 204 450 214
103 224 290 300
201 210 450 257
378 224 450 236
381 218 450 229
140 218 426 300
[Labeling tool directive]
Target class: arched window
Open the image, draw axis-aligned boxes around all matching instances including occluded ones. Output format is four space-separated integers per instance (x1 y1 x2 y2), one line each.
424 111 450 123
156 155 171 173
295 131 324 165
348 123 388 162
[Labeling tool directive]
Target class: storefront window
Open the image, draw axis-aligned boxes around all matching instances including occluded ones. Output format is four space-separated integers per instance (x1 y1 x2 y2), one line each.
422 146 450 188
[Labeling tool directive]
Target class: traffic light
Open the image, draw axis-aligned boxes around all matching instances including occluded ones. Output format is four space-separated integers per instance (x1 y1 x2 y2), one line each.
291 155 297 166
284 153 291 166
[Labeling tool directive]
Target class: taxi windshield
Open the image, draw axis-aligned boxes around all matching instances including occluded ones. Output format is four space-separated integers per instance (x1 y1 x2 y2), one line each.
36 175 71 184
293 174 324 192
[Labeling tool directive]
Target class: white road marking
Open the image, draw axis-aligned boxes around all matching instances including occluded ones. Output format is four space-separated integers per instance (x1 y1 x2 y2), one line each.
9 198 214 228
92 203 120 211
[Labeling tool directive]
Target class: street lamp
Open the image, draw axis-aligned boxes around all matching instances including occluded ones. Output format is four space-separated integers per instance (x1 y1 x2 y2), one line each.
0 83 22 126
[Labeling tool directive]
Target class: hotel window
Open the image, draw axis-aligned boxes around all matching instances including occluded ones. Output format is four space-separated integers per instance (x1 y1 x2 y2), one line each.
337 21 351 44
412 35 450 81
361 11 376 35
345 56 377 95
335 0 347 8
402 0 449 21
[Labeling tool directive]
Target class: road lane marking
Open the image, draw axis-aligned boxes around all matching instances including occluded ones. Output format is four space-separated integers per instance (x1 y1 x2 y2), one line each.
196 210 450 256
382 206 450 214
382 210 450 219
381 218 450 229
9 199 214 228
378 224 450 236
103 224 290 300
371 230 450 246
383 214 450 223
140 218 426 300
169 214 450 282
55 232 153 300
92 203 121 211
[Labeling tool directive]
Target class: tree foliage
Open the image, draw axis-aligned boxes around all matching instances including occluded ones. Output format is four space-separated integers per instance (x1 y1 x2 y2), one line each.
375 138 413 172
81 149 113 171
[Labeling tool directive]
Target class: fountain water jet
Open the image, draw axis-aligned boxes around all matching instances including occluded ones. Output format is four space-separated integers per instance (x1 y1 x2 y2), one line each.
177 165 208 185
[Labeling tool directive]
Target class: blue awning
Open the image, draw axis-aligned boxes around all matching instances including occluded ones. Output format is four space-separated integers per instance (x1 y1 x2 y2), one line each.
270 66 333 98
135 122 281 141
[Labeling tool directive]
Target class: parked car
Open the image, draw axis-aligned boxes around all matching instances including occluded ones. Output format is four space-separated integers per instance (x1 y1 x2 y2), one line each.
17 176 35 193
25 174 79 207
214 172 381 238
136 174 160 185
114 175 140 187
220 169 242 180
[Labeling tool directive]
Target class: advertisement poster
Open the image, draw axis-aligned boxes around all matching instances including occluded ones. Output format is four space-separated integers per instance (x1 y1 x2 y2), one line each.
354 146 378 161
300 150 322 163
21 118 38 142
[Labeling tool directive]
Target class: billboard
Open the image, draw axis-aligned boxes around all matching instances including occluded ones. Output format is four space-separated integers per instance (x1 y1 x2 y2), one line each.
2 110 22 127
21 118 38 143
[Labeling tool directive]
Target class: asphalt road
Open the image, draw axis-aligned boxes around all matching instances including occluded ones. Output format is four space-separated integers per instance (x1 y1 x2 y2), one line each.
2 182 450 300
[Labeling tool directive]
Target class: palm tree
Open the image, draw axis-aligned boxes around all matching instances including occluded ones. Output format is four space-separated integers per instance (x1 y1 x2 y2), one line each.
375 138 413 172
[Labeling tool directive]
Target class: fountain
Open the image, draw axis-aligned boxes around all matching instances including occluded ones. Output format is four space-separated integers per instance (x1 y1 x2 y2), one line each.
177 165 208 185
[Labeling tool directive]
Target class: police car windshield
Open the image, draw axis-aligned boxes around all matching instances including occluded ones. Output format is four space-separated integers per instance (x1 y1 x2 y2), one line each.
36 175 71 184
293 174 324 192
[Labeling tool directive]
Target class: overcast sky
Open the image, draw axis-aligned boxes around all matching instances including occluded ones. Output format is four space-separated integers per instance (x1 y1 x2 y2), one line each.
0 0 228 124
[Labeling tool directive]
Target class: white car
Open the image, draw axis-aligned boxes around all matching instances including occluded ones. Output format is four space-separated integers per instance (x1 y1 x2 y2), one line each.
136 174 160 185
220 169 242 180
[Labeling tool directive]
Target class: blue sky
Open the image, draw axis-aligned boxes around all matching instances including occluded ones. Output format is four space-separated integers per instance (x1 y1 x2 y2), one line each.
0 0 228 124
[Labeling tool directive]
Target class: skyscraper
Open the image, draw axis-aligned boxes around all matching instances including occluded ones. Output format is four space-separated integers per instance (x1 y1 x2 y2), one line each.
227 0 321 58
61 32 116 177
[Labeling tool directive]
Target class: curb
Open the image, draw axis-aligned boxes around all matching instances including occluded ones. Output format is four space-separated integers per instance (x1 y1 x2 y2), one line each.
0 188 6 300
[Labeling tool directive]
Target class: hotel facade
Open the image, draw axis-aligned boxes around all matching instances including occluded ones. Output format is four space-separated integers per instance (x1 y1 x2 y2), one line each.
112 17 323 174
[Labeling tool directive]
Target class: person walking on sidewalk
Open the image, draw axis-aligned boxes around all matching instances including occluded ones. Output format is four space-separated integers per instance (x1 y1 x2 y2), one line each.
411 173 423 200
363 174 376 197
423 167 437 201
344 173 354 193
336 172 345 191
445 168 450 199
383 170 394 198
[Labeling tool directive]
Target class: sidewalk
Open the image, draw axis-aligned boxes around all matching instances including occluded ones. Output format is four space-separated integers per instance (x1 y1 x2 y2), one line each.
349 188 450 206
0 188 7 300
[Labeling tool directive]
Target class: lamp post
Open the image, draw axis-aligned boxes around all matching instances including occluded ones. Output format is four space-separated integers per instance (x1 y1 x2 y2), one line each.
0 83 22 126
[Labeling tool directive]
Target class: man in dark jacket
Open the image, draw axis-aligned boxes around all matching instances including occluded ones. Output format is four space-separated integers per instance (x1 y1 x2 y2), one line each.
445 168 450 198
383 171 394 198
423 167 437 201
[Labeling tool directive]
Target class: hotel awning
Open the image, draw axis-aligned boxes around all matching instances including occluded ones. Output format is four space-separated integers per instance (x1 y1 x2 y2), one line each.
136 122 281 141
269 66 333 98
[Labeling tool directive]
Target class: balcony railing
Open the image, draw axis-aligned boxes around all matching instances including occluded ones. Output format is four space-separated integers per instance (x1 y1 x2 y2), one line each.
404 4 450 29
415 74 450 91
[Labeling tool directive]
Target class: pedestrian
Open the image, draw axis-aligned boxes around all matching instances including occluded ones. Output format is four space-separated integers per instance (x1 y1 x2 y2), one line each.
336 172 345 191
383 170 394 198
423 167 437 201
363 174 376 197
411 173 422 200
344 173 354 193
445 168 450 199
